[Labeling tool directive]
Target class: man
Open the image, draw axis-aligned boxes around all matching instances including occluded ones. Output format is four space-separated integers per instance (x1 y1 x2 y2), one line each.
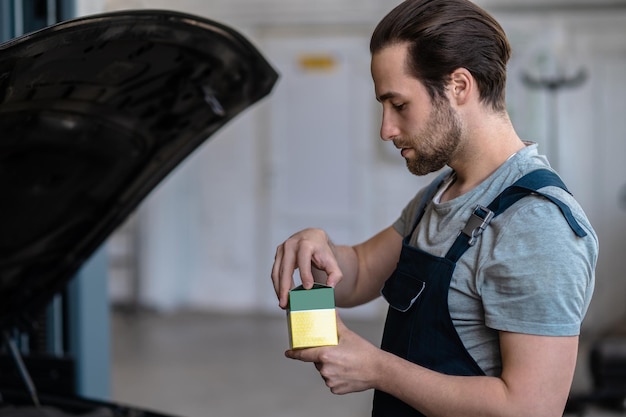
271 0 598 416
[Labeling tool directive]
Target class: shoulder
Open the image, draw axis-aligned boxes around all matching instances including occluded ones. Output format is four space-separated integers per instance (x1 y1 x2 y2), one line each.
485 182 598 269
496 174 598 246
474 184 597 336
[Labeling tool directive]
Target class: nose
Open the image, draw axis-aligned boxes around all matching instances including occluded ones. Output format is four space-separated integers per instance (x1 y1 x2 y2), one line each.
380 111 399 141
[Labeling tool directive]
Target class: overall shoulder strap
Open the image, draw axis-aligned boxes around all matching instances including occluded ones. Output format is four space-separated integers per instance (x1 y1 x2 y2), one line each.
446 169 587 262
486 169 586 237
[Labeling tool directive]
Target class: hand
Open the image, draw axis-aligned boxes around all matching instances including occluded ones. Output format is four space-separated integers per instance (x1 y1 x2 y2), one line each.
271 228 343 309
285 314 381 395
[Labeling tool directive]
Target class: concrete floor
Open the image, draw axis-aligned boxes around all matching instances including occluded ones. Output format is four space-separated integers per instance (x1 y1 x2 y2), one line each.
110 310 385 417
109 310 622 417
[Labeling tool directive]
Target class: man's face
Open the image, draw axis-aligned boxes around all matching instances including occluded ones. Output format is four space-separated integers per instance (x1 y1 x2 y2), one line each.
371 43 462 176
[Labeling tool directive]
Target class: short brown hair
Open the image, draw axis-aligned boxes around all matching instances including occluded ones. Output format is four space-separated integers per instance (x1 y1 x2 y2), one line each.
370 0 511 112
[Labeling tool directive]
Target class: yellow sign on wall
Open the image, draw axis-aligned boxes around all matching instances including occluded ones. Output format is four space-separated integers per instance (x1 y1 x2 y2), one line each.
298 54 338 71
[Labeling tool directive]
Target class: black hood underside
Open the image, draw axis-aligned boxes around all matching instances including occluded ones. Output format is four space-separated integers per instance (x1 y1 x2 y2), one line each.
0 9 278 329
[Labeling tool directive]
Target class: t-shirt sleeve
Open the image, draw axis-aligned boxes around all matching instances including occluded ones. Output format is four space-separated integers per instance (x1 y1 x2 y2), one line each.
479 195 598 336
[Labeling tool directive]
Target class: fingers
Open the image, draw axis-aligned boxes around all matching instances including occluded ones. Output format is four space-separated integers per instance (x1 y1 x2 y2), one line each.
271 228 343 309
319 242 343 288
272 234 312 308
313 253 342 289
271 242 294 309
293 238 316 290
285 347 321 363
277 236 314 305
335 311 346 332
286 346 351 395
285 315 375 396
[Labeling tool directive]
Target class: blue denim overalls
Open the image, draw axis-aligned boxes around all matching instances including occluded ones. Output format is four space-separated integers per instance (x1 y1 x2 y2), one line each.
371 169 587 417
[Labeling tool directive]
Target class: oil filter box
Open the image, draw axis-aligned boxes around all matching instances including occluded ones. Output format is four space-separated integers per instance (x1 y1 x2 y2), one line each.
287 283 338 349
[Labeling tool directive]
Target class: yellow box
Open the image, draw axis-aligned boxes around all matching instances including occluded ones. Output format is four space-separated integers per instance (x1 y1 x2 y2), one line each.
287 284 338 349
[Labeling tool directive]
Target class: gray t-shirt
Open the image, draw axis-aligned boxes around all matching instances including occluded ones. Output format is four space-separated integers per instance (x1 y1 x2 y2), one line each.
392 143 598 376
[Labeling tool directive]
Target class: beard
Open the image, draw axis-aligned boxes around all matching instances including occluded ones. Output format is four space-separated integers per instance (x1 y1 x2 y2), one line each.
401 97 462 176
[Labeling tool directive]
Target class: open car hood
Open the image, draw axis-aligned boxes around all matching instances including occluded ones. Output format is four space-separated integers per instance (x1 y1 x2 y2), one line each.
0 9 278 330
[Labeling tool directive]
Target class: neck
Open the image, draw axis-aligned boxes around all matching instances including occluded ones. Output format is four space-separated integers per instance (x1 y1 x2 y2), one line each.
442 113 525 201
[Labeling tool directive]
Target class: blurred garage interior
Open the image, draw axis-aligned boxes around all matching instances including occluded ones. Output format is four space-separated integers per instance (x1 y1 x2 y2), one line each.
1 0 626 416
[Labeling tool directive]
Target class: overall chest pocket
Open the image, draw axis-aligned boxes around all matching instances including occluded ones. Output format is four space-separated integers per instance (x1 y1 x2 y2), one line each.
381 271 426 312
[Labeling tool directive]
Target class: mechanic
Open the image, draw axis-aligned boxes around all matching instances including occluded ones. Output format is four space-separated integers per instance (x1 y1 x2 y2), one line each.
271 1 598 416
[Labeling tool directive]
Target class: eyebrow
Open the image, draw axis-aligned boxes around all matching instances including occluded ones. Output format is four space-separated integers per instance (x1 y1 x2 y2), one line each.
376 91 400 102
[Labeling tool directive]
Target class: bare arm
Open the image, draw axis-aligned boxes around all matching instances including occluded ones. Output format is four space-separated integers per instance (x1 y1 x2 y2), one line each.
377 331 578 417
332 226 403 307
287 316 578 417
271 226 402 309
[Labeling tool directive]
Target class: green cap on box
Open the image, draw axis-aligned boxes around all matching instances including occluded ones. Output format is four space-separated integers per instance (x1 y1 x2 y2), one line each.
289 283 335 311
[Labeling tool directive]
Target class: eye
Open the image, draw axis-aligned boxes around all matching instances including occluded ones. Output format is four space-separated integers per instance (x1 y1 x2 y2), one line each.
392 102 406 111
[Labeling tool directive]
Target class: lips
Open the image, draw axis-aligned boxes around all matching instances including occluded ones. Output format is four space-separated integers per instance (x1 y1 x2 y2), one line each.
391 139 411 158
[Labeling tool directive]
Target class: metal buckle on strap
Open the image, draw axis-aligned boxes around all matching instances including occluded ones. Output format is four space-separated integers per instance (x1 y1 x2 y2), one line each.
462 205 494 246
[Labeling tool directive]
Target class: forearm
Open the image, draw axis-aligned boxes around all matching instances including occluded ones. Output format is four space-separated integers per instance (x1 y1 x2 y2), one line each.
315 244 360 306
372 333 577 417
328 227 403 307
375 350 566 417
377 354 513 417
317 243 396 308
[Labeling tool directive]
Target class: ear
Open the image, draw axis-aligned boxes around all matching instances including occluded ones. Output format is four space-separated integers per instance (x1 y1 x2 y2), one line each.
448 67 473 106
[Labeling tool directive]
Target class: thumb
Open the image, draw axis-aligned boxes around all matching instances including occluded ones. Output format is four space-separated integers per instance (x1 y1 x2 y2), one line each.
325 268 342 288
335 311 347 333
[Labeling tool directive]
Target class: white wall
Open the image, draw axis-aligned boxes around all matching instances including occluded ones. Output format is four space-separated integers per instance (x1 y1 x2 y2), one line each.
74 0 106 17
100 0 400 318
102 0 395 26
91 0 626 330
